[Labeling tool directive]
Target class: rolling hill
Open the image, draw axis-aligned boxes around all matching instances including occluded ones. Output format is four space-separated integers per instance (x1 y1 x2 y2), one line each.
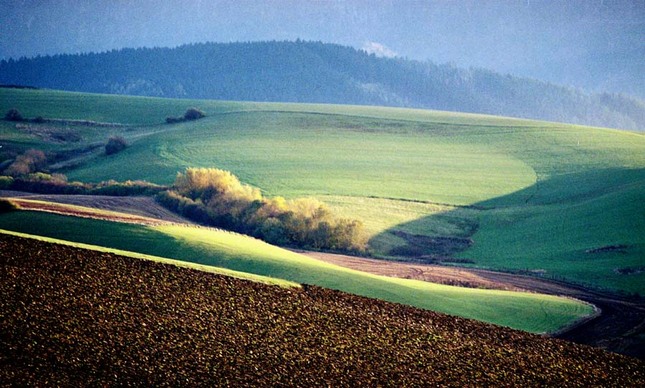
2 232 642 386
0 209 592 334
1 88 643 296
1 41 644 130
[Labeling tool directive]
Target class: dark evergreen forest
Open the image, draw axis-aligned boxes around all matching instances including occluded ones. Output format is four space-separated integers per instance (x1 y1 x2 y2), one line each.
1 41 643 130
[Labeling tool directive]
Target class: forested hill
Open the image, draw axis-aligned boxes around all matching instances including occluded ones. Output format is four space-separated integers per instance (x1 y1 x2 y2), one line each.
1 40 644 130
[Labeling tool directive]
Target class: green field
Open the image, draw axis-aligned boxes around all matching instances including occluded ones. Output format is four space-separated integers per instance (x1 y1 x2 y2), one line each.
0 228 299 288
459 169 645 292
0 212 593 333
1 88 644 294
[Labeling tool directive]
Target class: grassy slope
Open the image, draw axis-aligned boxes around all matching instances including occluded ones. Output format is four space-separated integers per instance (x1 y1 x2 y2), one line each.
1 87 537 204
453 127 645 293
2 88 643 293
0 229 298 288
460 169 645 293
1 87 541 127
0 212 592 334
66 111 536 204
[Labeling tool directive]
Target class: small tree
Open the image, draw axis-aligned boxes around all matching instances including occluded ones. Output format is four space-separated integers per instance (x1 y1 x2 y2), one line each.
183 107 206 121
105 136 128 155
4 108 24 122
165 108 206 124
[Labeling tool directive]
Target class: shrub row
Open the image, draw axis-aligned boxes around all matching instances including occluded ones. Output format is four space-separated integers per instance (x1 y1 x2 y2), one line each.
4 140 126 181
157 168 367 253
0 173 166 196
4 108 125 127
165 108 206 124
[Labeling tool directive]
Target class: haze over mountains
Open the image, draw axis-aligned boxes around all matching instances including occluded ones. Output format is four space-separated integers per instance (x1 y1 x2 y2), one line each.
2 1 643 99
1 40 644 131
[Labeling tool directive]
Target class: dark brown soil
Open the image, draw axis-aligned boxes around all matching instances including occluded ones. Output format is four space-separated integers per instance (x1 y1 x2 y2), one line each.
306 250 645 360
1 233 644 386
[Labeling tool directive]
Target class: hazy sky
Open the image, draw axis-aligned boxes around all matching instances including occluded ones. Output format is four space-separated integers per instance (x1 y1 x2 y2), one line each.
1 0 643 92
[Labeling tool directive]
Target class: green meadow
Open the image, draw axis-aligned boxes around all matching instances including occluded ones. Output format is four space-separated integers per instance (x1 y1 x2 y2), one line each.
1 88 644 294
0 212 592 333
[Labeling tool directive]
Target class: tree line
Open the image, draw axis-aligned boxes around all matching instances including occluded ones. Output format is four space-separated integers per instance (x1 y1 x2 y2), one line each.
0 172 164 197
157 168 367 253
1 41 643 130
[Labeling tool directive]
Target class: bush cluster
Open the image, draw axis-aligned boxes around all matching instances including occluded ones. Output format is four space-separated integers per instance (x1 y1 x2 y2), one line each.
105 136 128 155
0 176 13 189
4 108 127 127
158 168 367 253
166 108 206 124
4 109 45 124
4 108 24 122
3 149 47 177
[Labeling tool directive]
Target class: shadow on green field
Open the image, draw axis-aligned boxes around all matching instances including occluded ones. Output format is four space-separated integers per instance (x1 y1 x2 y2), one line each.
371 167 645 294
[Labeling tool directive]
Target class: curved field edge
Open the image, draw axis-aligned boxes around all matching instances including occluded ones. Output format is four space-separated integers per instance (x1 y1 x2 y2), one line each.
0 211 594 333
0 87 553 127
3 233 643 386
22 92 640 291
0 229 298 288
158 223 594 334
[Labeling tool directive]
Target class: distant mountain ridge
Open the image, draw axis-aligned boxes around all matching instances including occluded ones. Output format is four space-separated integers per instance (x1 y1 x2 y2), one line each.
1 40 644 130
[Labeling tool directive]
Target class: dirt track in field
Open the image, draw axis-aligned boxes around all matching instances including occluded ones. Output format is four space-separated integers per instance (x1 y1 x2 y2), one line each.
0 191 192 225
2 190 644 359
299 250 527 292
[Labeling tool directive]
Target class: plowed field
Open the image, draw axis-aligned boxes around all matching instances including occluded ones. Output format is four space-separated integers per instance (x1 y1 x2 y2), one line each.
1 233 643 386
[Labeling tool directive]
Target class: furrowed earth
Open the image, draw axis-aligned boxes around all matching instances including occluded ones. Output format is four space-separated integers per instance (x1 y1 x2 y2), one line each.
1 233 643 386
3 192 644 359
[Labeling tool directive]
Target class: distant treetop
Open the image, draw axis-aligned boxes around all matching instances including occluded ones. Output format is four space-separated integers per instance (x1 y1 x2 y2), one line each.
4 108 24 122
183 108 205 121
166 108 206 124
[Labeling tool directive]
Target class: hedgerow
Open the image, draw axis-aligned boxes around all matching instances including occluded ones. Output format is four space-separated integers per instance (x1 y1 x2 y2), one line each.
165 107 206 124
0 173 166 196
158 167 367 253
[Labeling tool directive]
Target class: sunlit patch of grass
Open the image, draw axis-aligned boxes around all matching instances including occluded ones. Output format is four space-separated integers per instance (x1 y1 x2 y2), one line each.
0 211 594 333
320 195 480 257
0 228 298 288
